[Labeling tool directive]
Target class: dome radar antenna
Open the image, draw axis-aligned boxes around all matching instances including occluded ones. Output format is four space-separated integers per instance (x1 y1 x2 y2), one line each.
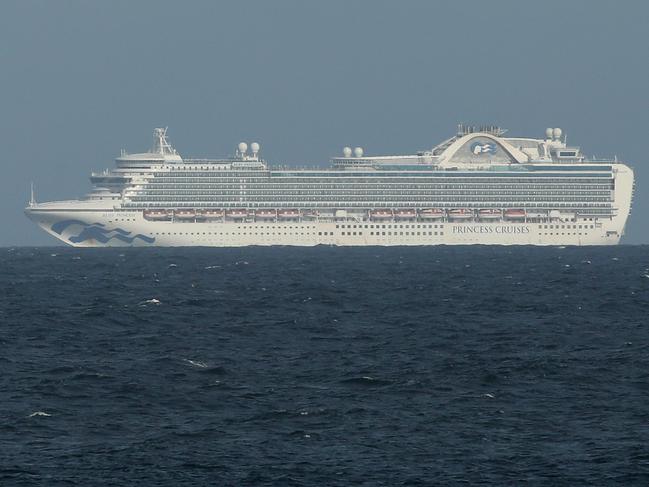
250 142 260 159
545 128 554 140
237 142 248 159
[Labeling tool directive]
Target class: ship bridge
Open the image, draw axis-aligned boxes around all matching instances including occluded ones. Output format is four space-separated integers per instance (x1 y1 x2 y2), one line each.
115 127 183 169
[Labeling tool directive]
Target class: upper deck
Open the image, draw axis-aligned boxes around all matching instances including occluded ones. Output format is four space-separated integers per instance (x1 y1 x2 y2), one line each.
330 125 593 171
103 125 616 178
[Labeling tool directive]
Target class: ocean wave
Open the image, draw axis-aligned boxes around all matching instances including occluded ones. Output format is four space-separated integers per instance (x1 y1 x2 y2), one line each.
4 245 649 484
28 411 51 417
340 376 393 387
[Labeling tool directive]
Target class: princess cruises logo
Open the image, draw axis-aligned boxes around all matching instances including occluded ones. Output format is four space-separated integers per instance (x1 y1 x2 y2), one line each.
470 141 497 155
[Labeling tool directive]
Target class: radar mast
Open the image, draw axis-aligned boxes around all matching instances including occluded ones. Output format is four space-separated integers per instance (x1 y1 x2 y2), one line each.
152 127 178 155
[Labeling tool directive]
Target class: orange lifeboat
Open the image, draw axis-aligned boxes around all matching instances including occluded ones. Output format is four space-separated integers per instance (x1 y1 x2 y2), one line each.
255 209 277 219
174 209 196 220
226 209 248 219
277 209 300 219
143 209 171 221
370 209 393 220
478 209 502 219
419 208 444 219
448 209 473 219
504 208 526 219
394 209 417 220
202 209 224 219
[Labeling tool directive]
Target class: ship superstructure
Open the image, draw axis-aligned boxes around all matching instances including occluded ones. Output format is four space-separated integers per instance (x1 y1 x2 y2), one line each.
25 125 634 246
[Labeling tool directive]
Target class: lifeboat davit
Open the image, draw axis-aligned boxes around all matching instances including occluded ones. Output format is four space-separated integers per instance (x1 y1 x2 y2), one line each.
174 209 196 220
504 208 526 219
226 209 248 219
394 209 417 219
448 209 473 219
478 209 502 219
277 209 300 219
419 208 444 219
143 209 171 221
370 209 393 220
255 209 277 219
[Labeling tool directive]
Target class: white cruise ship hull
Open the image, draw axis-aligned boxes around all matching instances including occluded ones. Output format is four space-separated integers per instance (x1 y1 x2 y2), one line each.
25 205 629 247
24 127 635 247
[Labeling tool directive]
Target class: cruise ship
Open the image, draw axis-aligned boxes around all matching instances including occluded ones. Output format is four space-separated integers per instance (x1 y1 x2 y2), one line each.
25 125 634 247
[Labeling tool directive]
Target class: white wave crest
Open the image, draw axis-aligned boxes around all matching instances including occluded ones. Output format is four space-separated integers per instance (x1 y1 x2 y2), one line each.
29 411 51 417
185 359 208 368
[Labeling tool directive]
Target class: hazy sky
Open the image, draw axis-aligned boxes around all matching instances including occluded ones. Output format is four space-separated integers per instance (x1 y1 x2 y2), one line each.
2 0 648 246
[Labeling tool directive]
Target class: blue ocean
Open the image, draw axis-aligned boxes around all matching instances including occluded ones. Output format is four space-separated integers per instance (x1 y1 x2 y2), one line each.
2 246 649 485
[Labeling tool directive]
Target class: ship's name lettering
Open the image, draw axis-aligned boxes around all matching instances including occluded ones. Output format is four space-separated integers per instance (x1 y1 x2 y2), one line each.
452 225 531 234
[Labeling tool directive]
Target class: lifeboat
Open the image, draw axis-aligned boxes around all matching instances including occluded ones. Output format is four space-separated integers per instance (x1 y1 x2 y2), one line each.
277 209 300 219
504 208 526 219
255 209 277 219
202 209 224 219
478 209 502 219
174 209 196 220
226 209 248 219
419 208 444 219
448 209 473 219
143 209 171 221
302 209 319 219
394 209 417 220
370 209 393 220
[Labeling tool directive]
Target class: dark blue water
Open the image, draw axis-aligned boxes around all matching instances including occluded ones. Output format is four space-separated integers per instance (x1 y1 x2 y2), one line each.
2 246 649 485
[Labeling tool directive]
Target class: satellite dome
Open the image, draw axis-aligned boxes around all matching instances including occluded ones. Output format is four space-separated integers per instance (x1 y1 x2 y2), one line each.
553 128 562 139
238 142 248 153
343 147 352 157
353 147 364 158
250 142 260 153
545 128 554 139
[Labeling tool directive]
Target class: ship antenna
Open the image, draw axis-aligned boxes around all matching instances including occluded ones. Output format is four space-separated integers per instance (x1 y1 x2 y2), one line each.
29 181 36 206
